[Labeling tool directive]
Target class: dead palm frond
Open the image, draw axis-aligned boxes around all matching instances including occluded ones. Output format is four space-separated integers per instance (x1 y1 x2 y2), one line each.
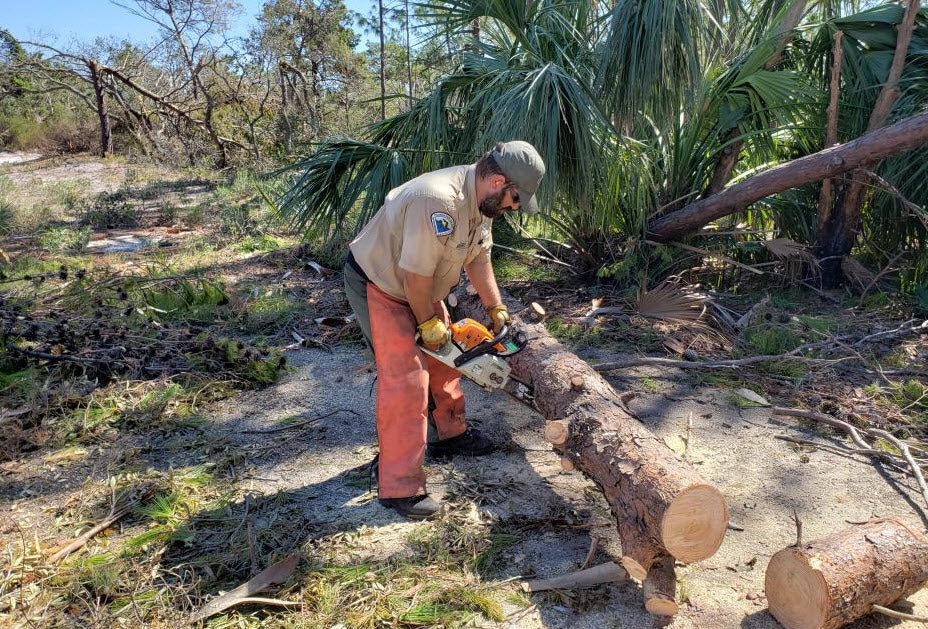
763 237 817 265
636 281 707 325
764 237 820 282
841 256 878 294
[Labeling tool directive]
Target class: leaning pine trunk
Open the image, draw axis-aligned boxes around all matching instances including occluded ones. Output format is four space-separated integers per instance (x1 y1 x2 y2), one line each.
453 291 729 578
765 518 928 629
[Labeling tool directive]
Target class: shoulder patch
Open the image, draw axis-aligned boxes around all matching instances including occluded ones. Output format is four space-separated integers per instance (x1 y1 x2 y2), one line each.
430 212 455 237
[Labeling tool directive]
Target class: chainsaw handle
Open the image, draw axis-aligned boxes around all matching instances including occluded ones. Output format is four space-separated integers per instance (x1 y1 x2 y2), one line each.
452 324 510 368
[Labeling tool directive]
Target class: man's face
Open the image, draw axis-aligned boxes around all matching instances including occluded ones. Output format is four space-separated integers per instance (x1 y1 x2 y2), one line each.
479 185 521 219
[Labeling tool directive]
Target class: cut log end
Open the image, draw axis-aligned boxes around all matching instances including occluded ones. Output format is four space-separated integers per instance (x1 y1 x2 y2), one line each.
620 556 648 581
660 484 729 562
645 597 680 617
560 456 576 472
765 549 829 629
570 375 586 391
529 301 546 320
544 420 568 445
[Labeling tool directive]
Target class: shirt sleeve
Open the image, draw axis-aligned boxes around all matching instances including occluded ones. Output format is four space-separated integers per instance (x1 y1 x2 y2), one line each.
398 196 452 277
464 217 494 266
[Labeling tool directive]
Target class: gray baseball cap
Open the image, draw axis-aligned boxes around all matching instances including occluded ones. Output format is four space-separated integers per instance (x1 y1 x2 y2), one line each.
492 140 546 214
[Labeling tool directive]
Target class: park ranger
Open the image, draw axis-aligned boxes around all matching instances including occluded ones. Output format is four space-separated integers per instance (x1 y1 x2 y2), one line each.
342 141 545 519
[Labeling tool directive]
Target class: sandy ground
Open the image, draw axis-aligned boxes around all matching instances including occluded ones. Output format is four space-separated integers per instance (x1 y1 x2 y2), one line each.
0 152 42 166
202 344 928 628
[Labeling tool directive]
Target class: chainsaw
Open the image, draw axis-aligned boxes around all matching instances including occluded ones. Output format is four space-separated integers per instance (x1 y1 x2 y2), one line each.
418 318 535 408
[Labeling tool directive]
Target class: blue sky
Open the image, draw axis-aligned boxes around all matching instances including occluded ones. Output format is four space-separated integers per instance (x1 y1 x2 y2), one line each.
2 0 374 46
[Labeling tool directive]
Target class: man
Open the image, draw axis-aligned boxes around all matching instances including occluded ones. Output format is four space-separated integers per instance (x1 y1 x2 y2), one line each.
342 140 545 520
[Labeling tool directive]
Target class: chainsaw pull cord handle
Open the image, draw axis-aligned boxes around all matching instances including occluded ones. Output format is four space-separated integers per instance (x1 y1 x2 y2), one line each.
452 324 510 368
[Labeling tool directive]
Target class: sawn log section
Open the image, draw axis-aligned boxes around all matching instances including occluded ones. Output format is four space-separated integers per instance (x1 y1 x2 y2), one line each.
765 518 928 629
453 294 729 578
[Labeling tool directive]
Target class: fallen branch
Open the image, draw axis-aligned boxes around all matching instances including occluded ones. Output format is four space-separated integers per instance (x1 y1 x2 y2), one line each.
241 409 358 435
773 406 928 513
48 502 136 564
872 604 928 623
521 561 627 592
189 554 299 623
869 428 928 511
593 354 842 372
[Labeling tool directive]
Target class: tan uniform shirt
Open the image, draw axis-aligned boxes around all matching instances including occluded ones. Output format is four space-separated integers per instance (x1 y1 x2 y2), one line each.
349 164 493 304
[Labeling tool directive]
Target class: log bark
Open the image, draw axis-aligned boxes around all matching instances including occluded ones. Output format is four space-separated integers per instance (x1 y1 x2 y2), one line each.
643 556 678 616
765 518 928 629
647 111 928 242
454 293 729 579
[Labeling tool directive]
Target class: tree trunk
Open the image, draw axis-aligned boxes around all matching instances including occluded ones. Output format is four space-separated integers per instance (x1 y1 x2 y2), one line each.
453 293 729 579
816 30 844 235
88 61 112 157
765 518 928 629
378 0 386 120
647 111 928 242
817 0 921 287
701 0 807 198
405 0 413 108
279 64 292 153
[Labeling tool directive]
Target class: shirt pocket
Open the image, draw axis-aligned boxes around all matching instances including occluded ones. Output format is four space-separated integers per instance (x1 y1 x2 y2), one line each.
434 235 469 282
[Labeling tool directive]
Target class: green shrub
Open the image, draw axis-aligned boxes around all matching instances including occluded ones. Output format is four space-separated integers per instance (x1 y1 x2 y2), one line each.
745 325 802 354
37 225 91 253
79 192 139 228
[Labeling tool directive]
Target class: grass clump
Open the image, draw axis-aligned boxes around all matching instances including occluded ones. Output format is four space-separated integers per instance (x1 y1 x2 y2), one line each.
300 561 504 628
744 325 803 355
37 225 91 253
79 191 140 228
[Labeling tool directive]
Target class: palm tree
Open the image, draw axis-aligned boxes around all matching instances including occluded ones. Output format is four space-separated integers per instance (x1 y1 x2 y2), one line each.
278 0 928 289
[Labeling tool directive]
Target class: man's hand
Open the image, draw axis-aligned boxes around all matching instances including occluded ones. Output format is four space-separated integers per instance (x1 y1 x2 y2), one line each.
488 303 510 334
417 315 451 350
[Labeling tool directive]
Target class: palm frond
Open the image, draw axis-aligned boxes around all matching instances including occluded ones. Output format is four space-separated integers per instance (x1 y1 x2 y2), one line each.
636 281 707 324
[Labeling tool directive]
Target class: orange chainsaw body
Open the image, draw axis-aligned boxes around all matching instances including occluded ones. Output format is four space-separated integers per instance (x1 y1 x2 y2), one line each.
450 318 512 354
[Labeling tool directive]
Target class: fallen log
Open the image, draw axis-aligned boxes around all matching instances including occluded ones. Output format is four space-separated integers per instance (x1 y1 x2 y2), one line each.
453 292 729 579
765 518 928 629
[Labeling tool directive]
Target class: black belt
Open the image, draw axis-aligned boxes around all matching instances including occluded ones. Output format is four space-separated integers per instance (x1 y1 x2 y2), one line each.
346 251 369 282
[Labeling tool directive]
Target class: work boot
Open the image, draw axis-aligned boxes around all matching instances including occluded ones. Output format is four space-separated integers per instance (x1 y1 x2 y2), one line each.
428 428 497 459
379 494 443 520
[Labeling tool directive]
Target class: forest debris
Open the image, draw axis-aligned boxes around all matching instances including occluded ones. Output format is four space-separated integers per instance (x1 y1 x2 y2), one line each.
636 282 706 324
189 554 299 623
773 406 928 513
304 260 333 275
48 499 139 564
872 604 928 623
733 389 770 407
314 315 355 327
663 435 688 456
521 561 627 592
734 296 770 330
663 338 686 356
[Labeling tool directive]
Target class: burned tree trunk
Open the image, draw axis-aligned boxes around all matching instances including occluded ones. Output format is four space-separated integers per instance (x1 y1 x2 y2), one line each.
765 518 928 629
453 293 728 579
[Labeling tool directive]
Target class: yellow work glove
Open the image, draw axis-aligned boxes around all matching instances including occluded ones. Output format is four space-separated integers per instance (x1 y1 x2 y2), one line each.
488 303 510 334
417 315 451 350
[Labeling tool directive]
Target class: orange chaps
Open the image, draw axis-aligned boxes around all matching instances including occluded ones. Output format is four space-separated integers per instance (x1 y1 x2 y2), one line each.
366 283 466 498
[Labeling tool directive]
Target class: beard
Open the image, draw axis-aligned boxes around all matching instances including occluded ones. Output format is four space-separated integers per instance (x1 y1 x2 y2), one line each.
478 189 508 219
